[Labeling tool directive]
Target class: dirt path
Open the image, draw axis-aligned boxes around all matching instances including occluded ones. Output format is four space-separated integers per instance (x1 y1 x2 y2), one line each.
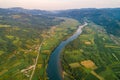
29 41 43 80
91 71 104 80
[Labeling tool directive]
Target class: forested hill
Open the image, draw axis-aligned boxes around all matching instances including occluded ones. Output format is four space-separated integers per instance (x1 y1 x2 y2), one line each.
0 8 63 29
0 7 120 36
0 7 49 15
54 8 120 37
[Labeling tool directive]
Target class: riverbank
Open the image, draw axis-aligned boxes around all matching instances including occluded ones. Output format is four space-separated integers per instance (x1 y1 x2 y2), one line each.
61 23 120 80
32 18 80 80
47 23 87 80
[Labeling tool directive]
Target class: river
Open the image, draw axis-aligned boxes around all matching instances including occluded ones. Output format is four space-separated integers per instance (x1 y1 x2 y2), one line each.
47 23 87 80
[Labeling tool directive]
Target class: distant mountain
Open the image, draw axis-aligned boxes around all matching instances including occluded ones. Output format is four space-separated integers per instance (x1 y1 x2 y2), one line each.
0 7 63 28
0 7 120 80
0 7 120 36
53 8 120 37
0 7 51 15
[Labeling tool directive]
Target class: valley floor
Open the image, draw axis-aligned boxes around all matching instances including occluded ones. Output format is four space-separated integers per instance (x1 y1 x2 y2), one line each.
0 18 79 80
61 23 120 80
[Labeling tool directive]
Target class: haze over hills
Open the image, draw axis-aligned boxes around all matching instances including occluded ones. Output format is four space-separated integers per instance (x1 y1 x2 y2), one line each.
1 7 120 36
0 0 120 10
0 7 120 80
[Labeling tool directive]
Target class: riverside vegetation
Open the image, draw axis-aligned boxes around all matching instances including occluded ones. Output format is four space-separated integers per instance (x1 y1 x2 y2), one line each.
0 8 120 80
61 23 120 80
0 8 79 80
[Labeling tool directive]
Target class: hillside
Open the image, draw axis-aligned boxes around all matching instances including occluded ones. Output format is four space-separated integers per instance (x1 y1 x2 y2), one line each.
0 8 80 80
54 8 120 37
0 8 120 80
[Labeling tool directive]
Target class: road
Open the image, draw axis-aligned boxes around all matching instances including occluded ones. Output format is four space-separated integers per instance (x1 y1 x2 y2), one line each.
29 41 43 80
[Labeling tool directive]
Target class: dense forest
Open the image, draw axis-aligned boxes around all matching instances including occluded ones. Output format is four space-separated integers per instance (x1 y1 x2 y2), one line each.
53 8 120 37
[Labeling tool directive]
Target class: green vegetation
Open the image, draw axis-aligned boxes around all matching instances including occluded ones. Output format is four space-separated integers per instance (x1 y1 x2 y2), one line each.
61 23 120 80
0 25 42 80
0 12 64 79
56 8 120 37
0 12 79 80
0 13 63 29
32 18 79 80
1 8 120 80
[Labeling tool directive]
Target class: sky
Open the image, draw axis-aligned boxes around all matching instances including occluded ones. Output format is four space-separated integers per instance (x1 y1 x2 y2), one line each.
0 0 120 10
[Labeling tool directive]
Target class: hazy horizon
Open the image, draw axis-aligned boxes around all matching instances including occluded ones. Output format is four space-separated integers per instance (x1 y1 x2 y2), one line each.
0 0 120 10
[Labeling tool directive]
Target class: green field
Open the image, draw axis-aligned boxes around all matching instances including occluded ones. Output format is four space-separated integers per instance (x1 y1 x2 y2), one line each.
61 23 120 80
0 8 120 80
0 17 79 80
32 18 79 80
